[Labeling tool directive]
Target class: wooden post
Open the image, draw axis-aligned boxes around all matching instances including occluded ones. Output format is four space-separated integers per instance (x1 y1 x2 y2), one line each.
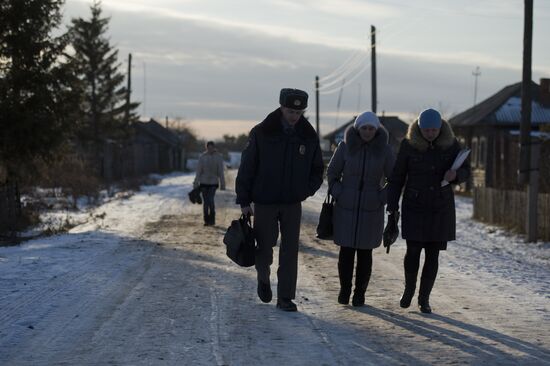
518 0 538 242
518 0 533 185
125 53 132 126
527 141 540 242
371 25 377 113
315 75 320 136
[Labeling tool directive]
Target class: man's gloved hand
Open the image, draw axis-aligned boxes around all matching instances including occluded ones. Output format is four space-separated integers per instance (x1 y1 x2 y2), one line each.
241 205 254 217
383 211 400 253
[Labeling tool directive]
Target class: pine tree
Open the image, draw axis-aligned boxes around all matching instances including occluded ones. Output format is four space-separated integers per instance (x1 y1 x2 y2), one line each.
0 0 74 177
68 0 139 148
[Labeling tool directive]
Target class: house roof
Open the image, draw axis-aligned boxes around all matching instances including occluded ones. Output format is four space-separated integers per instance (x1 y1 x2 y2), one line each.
449 81 550 127
134 119 182 147
323 115 408 140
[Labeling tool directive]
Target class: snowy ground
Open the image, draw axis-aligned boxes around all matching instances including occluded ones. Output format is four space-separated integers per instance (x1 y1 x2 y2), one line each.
0 172 548 365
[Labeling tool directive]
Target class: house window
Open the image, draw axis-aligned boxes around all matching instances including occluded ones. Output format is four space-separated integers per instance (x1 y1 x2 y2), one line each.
471 137 478 168
478 137 487 169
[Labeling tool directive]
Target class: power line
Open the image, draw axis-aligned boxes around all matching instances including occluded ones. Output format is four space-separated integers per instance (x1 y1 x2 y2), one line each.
318 51 369 91
318 30 375 84
319 60 371 95
319 49 364 83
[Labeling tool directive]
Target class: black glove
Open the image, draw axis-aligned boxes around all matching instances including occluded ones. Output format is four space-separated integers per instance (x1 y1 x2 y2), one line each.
383 211 400 253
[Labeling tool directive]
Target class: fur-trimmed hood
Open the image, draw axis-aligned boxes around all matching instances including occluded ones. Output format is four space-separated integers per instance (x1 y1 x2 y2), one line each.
344 124 389 155
258 108 318 140
406 119 455 151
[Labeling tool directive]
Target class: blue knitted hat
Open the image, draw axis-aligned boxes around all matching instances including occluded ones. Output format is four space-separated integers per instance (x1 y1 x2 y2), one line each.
418 108 442 129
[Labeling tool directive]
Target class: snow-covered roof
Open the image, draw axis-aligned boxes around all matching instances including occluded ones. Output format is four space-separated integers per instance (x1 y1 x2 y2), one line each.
450 81 550 127
495 97 550 124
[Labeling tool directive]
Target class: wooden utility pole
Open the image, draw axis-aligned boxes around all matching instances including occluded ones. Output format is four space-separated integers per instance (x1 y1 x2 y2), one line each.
519 0 538 241
519 1 532 185
357 83 362 113
315 75 320 136
472 66 481 105
335 78 345 127
125 53 132 126
371 25 377 113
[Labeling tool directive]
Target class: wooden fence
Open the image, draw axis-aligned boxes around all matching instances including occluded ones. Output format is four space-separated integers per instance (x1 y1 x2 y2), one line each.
101 142 186 182
473 187 550 241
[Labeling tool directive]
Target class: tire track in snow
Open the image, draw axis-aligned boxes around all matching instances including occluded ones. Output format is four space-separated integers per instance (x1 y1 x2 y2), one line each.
210 285 227 366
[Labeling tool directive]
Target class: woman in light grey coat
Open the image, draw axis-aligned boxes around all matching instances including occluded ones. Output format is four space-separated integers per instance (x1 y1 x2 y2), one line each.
327 111 395 306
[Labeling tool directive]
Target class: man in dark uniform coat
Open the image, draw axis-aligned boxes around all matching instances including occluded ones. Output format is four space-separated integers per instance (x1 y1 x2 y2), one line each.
236 88 324 311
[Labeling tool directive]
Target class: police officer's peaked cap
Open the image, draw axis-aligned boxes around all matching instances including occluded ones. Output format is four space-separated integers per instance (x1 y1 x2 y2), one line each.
279 88 308 110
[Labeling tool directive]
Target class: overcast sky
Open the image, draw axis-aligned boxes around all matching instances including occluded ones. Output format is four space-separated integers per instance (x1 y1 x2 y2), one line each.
63 0 550 139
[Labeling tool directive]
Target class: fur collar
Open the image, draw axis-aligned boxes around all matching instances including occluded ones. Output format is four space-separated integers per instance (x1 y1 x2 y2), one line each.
406 119 455 151
258 108 318 140
344 124 389 155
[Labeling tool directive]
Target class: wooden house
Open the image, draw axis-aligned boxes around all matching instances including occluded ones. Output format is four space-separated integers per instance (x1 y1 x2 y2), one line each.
449 79 550 193
133 119 186 173
101 119 187 181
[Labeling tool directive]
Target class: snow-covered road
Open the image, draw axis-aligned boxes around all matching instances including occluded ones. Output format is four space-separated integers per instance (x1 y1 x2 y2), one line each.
0 172 548 365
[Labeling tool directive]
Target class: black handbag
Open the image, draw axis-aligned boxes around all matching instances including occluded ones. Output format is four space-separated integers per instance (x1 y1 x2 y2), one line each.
316 193 334 240
188 187 203 204
223 214 256 267
383 211 400 253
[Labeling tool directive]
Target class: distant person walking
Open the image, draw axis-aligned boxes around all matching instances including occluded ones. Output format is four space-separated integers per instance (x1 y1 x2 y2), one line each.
387 109 470 313
194 141 225 226
326 111 395 306
236 88 324 312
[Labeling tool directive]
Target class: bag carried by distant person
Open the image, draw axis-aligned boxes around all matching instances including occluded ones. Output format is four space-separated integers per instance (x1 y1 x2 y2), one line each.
316 192 334 240
223 214 256 267
188 187 202 204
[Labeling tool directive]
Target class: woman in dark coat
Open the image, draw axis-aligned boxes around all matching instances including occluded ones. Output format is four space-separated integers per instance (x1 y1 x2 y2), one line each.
387 108 470 313
327 111 395 306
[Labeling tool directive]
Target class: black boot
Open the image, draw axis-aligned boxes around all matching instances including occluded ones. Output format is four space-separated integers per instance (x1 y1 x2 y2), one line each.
400 271 418 308
337 260 353 305
418 277 435 314
352 266 371 307
203 213 210 226
209 212 216 226
257 280 272 303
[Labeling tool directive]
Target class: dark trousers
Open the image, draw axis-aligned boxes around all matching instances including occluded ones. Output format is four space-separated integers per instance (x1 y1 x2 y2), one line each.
404 242 441 280
253 203 301 300
200 186 217 218
338 247 372 290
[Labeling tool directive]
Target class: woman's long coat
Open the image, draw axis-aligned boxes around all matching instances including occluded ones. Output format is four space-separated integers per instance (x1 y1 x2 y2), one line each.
386 120 471 243
327 126 395 249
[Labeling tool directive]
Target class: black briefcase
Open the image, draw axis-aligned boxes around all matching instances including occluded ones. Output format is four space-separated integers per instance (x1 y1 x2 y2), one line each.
223 214 256 267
